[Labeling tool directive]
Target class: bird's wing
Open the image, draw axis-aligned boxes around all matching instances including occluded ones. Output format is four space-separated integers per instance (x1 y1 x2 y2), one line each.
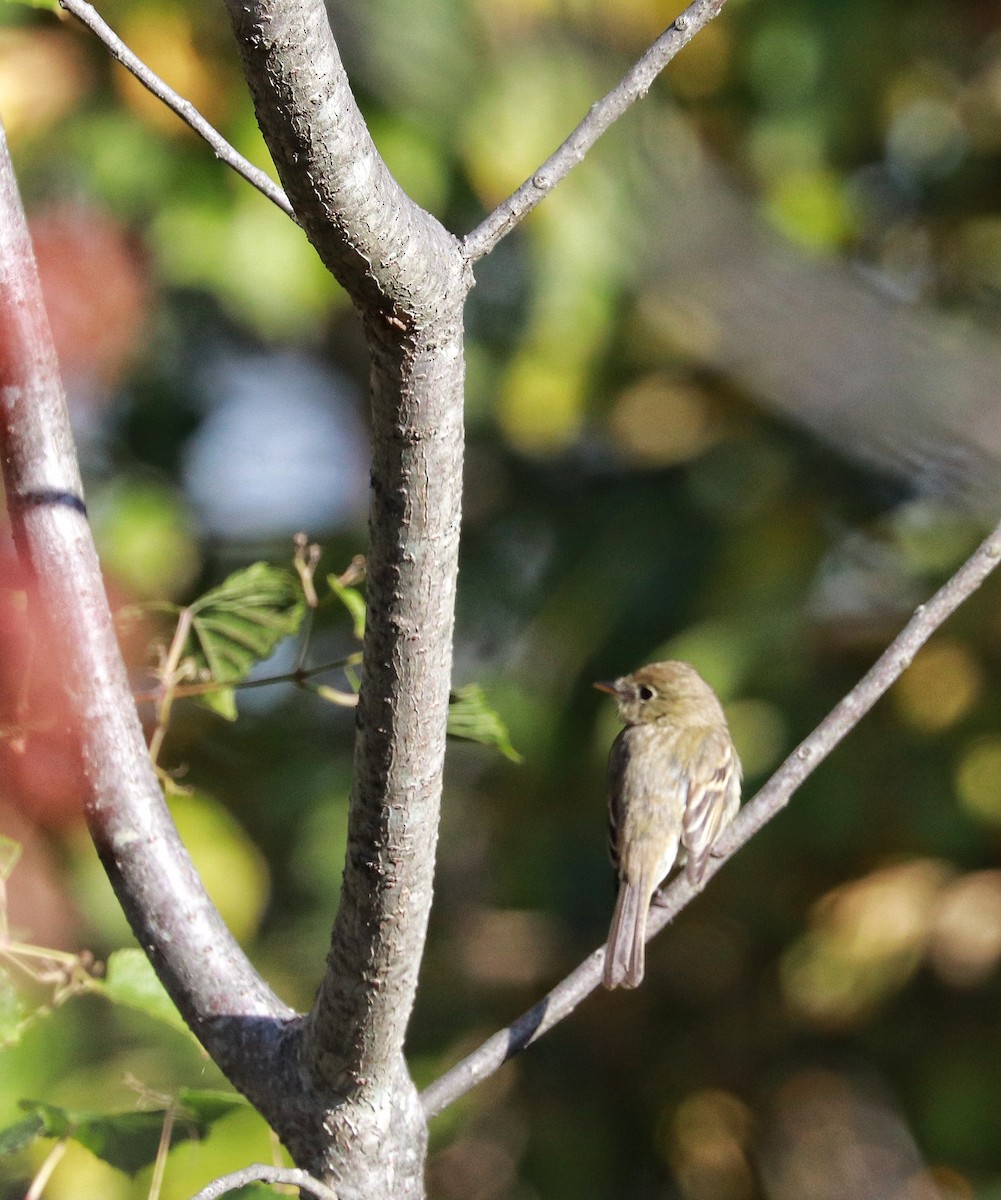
606 728 631 876
681 727 741 884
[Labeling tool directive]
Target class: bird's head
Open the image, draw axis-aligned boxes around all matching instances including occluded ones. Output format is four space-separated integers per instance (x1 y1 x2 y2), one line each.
594 660 725 726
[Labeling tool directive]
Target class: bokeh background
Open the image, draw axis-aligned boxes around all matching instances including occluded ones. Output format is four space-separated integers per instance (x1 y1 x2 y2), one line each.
3 0 1001 1196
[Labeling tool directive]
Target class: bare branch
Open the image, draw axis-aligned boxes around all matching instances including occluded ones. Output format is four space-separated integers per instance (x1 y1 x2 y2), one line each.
57 0 294 219
420 517 1001 1118
222 0 466 315
461 0 729 262
190 1164 339 1200
219 0 468 1190
0 111 291 1085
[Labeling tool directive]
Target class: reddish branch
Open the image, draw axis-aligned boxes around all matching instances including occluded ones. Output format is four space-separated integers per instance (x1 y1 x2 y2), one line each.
0 119 291 1068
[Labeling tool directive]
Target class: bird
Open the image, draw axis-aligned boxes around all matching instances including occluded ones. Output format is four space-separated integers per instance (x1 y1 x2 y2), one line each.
595 660 741 989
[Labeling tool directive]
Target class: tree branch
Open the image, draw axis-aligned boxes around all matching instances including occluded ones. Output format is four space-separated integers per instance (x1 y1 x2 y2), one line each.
57 0 294 219
190 1164 339 1200
461 0 729 262
0 112 292 1077
420 517 1001 1119
222 0 466 314
219 1 468 1192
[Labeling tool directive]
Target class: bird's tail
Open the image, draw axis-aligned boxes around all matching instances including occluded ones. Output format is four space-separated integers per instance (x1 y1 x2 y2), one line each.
603 878 650 989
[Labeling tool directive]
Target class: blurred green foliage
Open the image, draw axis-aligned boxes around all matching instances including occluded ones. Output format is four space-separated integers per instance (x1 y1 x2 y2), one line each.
2 0 1001 1197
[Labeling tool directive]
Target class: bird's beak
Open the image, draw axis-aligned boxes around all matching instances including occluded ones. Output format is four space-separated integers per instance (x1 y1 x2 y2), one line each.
593 680 618 696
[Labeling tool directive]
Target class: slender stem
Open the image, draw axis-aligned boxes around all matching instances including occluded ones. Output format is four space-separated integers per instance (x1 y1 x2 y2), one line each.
420 517 1001 1118
189 1164 340 1200
462 0 729 261
25 1138 69 1200
57 0 294 218
147 1107 175 1200
148 606 193 767
132 654 362 705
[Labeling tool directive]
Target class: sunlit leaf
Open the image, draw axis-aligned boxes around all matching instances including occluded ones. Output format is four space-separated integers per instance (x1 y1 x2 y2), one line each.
10 1092 246 1176
179 563 305 712
447 685 522 763
198 685 238 722
96 949 192 1039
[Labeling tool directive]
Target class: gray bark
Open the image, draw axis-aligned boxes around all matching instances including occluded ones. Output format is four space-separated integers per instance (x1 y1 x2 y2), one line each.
219 1 467 1193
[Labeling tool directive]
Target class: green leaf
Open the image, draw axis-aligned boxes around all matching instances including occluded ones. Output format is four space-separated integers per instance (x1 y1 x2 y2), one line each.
71 1110 173 1175
447 684 523 763
0 1111 45 1157
0 0 61 11
327 574 366 640
198 685 238 722
176 1089 249 1123
9 1092 246 1176
16 1101 72 1140
185 563 305 682
96 949 193 1039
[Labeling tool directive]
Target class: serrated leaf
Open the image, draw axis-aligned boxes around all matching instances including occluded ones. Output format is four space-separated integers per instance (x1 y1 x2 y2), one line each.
96 949 192 1039
0 1111 45 1157
447 685 523 763
184 563 305 687
327 574 366 640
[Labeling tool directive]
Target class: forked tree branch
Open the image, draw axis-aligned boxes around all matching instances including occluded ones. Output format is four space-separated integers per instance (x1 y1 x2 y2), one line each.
420 517 1001 1118
60 0 728 264
462 0 730 261
219 1 467 1192
57 0 294 218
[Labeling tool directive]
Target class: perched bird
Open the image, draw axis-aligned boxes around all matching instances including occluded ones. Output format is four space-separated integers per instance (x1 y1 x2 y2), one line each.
595 660 741 989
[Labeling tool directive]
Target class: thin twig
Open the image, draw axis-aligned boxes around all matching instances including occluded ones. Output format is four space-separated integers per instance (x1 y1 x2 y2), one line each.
462 0 728 262
189 1163 339 1200
57 0 294 219
132 654 362 705
148 605 193 767
420 517 1001 1118
146 1106 175 1200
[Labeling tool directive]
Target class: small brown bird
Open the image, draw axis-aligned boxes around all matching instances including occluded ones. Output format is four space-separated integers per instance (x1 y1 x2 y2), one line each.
595 660 741 989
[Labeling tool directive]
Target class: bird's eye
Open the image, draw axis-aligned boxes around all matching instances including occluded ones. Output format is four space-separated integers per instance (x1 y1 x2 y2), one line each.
637 685 655 701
